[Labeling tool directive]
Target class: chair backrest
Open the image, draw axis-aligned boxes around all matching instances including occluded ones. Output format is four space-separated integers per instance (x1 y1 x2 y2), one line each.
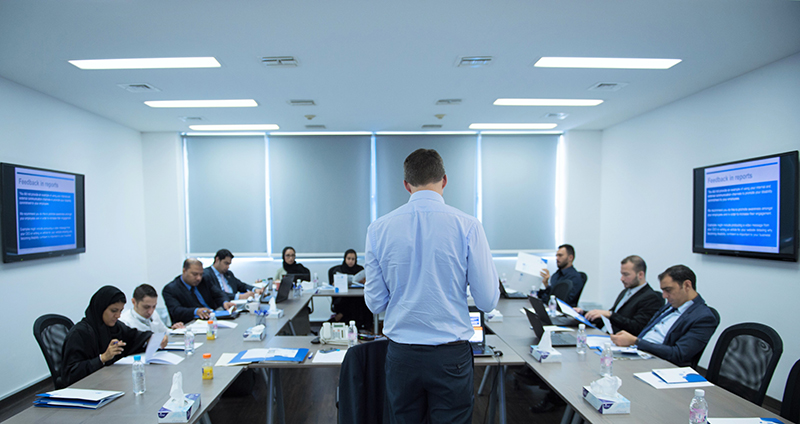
33 314 74 389
337 339 389 424
781 359 800 423
706 322 783 405
550 279 573 304
575 272 588 304
689 307 719 369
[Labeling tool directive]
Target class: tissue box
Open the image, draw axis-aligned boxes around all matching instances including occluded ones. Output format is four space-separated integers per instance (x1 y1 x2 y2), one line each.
530 346 562 363
264 309 284 319
158 393 201 423
242 326 266 341
582 386 630 414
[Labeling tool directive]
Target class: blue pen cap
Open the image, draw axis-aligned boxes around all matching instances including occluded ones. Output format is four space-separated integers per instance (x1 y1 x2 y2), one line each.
134 355 141 361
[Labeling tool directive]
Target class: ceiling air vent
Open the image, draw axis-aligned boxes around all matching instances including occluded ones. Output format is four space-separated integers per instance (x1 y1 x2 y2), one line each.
288 99 316 106
422 124 443 129
179 116 205 122
544 113 568 120
117 83 160 93
435 99 462 105
457 56 493 67
305 125 326 129
261 56 298 67
588 82 628 92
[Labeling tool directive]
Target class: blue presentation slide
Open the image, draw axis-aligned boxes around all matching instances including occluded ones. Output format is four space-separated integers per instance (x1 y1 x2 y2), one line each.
704 158 780 253
15 168 77 255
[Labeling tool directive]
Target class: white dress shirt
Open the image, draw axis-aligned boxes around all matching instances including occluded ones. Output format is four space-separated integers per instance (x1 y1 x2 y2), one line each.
119 308 169 333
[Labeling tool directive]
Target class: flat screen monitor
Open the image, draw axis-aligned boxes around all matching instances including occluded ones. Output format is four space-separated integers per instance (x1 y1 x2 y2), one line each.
1 163 85 263
692 151 798 262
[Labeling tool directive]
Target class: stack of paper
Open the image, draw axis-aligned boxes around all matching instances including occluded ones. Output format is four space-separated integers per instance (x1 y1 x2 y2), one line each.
634 367 714 389
34 388 124 409
228 348 309 364
707 419 785 424
115 332 184 365
162 341 203 351
312 348 348 364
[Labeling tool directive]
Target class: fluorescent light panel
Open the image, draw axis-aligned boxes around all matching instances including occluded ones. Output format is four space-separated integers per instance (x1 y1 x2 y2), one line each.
69 57 221 70
269 131 373 136
183 132 267 136
145 99 258 108
534 57 681 69
469 123 558 130
494 98 603 106
479 130 563 135
189 124 279 131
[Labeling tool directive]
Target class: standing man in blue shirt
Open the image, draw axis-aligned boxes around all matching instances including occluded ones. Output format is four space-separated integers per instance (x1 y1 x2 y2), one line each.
366 148 499 424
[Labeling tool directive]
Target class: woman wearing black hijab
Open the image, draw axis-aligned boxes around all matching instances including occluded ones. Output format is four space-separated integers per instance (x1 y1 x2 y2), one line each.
328 249 371 330
274 246 310 281
60 286 161 388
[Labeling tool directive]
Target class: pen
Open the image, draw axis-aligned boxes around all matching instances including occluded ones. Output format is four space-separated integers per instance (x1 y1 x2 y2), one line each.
228 305 235 314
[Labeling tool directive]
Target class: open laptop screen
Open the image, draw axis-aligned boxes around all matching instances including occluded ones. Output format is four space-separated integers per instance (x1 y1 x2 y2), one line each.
469 311 484 343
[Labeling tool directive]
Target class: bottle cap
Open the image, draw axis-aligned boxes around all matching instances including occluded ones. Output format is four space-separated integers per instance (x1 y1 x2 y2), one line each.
695 389 705 397
203 353 211 359
349 320 356 326
579 323 585 329
134 355 141 361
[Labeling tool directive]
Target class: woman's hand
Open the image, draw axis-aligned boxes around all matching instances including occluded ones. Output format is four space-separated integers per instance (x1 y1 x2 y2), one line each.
100 339 126 363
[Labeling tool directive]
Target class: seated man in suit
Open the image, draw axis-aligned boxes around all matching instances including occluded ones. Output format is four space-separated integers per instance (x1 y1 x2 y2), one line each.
203 249 262 302
577 255 663 336
536 244 584 306
163 258 235 323
611 264 719 366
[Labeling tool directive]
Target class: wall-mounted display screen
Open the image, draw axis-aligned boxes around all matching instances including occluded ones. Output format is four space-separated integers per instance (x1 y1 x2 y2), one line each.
692 151 798 262
1 163 85 263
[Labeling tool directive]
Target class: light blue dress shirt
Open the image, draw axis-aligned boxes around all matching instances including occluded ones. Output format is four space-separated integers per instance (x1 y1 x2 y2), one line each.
212 266 233 294
640 299 694 344
365 190 500 345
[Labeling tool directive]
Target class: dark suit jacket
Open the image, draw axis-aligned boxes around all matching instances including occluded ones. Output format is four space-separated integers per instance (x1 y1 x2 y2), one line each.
203 266 254 302
537 265 583 307
636 294 719 366
605 283 664 336
162 275 228 324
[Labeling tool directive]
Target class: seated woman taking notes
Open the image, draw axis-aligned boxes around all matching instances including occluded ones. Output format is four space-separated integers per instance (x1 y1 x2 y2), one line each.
274 246 310 281
60 285 167 388
328 249 372 330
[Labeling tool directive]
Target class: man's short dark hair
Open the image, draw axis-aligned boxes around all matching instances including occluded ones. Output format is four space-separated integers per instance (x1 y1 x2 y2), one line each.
621 255 646 275
215 249 234 262
183 258 202 270
658 265 696 290
404 149 445 187
133 283 158 301
558 244 575 259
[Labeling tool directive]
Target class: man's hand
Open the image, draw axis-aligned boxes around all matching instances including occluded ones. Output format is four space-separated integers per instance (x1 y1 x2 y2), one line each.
610 331 637 347
100 339 126 363
223 301 236 311
171 322 185 329
197 308 212 320
239 291 255 300
585 309 611 321
253 287 263 295
540 268 551 287
160 334 169 349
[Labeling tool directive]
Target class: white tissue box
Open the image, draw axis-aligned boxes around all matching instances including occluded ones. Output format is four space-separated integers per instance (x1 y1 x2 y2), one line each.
264 309 284 319
485 309 503 322
158 393 200 423
242 326 266 341
530 345 562 363
582 386 630 414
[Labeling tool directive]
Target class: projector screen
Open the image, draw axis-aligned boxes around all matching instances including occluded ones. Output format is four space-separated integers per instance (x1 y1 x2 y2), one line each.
692 151 798 262
1 163 85 263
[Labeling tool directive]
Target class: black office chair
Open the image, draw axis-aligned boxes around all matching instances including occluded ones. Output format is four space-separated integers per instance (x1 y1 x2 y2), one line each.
550 279 573 305
689 307 719 369
706 322 782 405
780 358 800 423
337 339 390 424
33 314 74 389
574 272 588 305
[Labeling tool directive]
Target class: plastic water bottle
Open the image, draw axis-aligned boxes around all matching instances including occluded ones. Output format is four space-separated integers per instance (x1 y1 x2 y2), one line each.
293 281 301 298
548 295 558 316
347 320 358 347
600 342 613 376
207 312 217 340
184 328 195 355
313 273 320 289
500 273 507 285
689 389 708 424
132 355 146 395
576 324 587 354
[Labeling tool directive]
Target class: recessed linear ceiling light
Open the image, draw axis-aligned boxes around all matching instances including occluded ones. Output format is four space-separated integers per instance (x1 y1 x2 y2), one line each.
534 57 681 69
69 57 221 70
269 131 373 136
145 99 258 108
189 124 279 131
480 131 563 135
469 123 558 130
376 131 478 136
494 98 603 106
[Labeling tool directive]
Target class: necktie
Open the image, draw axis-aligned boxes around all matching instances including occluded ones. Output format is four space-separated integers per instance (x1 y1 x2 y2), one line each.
192 286 210 308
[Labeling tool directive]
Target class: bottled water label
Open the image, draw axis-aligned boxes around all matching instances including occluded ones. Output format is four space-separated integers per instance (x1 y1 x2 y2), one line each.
690 407 707 423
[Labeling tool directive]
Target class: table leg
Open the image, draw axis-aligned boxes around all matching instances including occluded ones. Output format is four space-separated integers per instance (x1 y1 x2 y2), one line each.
288 320 296 336
559 405 575 424
478 366 491 395
483 366 498 424
274 369 285 424
262 368 274 424
199 412 213 424
498 365 507 424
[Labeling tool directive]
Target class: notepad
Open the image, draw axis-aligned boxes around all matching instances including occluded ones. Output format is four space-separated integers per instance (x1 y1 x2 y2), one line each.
228 348 309 364
652 367 707 384
162 341 203 351
634 371 713 389
115 332 184 365
312 349 348 364
708 419 785 424
34 388 124 409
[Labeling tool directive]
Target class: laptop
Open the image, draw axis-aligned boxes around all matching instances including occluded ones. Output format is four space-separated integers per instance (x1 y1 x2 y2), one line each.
468 308 494 357
527 295 581 327
274 274 296 303
499 280 527 299
524 307 577 347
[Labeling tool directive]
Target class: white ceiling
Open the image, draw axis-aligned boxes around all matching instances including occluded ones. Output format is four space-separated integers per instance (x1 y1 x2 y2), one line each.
1 0 799 133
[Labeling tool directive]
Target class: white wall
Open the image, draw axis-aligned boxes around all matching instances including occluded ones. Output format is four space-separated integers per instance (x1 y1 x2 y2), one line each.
0 77 148 400
597 52 800 400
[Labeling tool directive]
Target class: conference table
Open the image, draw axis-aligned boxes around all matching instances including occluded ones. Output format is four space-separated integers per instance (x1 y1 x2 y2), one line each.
312 286 380 333
488 297 789 424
